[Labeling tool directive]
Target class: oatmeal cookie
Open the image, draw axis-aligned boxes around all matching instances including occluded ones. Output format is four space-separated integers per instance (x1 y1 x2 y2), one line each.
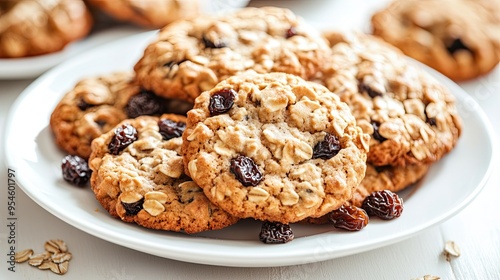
89 115 238 233
182 72 369 224
86 0 200 29
0 0 92 58
134 6 331 103
321 30 462 166
371 0 500 81
50 71 192 159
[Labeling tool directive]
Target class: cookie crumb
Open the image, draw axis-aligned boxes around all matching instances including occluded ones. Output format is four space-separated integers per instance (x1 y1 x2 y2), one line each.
443 240 461 261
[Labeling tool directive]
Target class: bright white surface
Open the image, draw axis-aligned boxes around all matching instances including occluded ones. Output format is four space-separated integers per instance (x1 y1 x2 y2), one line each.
1 0 500 278
2 31 495 267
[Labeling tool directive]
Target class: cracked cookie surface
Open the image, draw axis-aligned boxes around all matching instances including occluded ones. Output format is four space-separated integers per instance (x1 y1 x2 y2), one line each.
134 6 331 103
321 30 462 167
182 72 369 224
89 114 238 234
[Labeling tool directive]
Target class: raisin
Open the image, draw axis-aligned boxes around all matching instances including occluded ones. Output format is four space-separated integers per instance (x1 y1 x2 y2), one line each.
359 82 383 98
374 165 391 173
122 197 144 215
371 121 387 142
77 99 94 111
125 90 165 118
202 36 226 48
425 110 437 126
328 205 369 231
446 38 472 55
312 133 341 159
158 118 186 140
230 155 262 187
108 123 138 155
208 88 236 116
286 27 297 38
259 221 294 244
361 190 404 220
61 155 91 186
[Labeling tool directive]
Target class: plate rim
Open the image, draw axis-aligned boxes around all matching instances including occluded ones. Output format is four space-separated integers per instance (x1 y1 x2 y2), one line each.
3 31 496 267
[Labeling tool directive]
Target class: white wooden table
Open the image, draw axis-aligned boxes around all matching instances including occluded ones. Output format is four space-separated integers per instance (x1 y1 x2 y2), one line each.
1 1 499 279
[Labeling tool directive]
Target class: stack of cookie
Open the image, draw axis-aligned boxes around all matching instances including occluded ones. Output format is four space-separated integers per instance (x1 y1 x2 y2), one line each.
49 7 462 242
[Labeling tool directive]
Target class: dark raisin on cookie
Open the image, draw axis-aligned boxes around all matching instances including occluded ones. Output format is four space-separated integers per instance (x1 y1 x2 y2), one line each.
230 155 262 187
208 88 236 116
61 155 91 186
361 190 403 220
371 121 387 142
285 26 298 38
125 90 165 118
359 82 383 98
312 133 341 159
259 221 294 244
108 123 138 155
202 36 227 48
445 37 472 55
77 98 94 111
158 119 186 140
425 109 437 126
328 205 369 231
122 197 145 215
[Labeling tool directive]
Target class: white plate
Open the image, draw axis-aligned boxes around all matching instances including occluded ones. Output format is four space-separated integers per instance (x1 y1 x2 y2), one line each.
3 32 495 267
0 27 144 80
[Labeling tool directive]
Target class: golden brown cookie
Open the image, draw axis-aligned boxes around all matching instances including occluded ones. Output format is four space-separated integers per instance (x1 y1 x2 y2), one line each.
0 0 93 58
50 71 192 159
371 0 500 81
321 30 462 167
89 114 238 234
182 72 369 224
86 0 200 29
134 6 331 103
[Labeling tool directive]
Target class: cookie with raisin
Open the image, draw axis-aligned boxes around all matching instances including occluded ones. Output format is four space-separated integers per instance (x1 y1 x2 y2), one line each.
371 0 500 81
50 71 192 159
134 6 331 103
89 114 238 233
321 30 462 166
303 163 429 225
182 72 369 224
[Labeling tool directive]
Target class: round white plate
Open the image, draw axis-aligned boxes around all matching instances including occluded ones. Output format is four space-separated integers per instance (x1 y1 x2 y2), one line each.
3 32 495 267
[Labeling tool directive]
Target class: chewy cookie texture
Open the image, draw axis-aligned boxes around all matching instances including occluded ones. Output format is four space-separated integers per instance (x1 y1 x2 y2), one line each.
321 30 462 167
50 71 192 159
89 114 238 234
182 72 370 224
134 6 331 103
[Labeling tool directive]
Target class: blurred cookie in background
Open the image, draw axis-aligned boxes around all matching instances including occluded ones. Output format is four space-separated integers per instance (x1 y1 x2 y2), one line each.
86 0 201 29
0 0 93 58
371 0 500 81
